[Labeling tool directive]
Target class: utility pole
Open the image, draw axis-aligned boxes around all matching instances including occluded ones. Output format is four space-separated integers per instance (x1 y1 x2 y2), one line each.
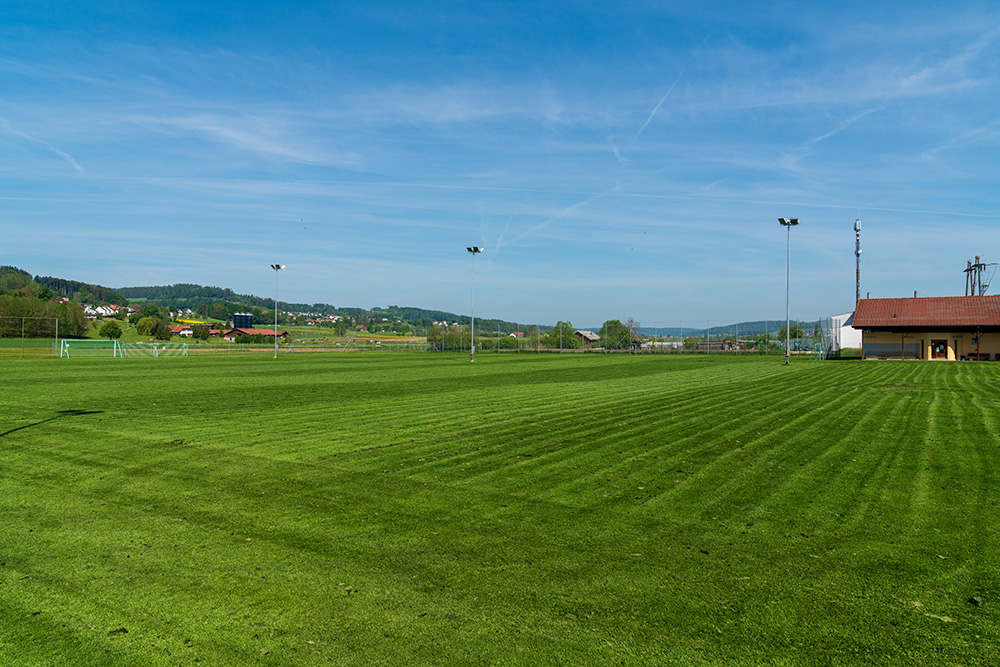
966 256 986 296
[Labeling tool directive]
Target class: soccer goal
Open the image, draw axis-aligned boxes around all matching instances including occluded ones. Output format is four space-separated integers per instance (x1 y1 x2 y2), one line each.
120 342 188 358
60 339 123 358
60 340 189 358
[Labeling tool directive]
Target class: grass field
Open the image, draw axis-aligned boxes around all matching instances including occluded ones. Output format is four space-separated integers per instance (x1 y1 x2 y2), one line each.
0 338 57 358
1 353 998 665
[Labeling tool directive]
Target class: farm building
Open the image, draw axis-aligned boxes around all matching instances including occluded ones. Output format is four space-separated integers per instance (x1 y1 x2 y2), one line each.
222 327 288 342
852 295 1000 360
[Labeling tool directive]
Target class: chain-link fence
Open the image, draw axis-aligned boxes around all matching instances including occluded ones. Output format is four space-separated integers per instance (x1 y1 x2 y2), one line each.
8 316 835 359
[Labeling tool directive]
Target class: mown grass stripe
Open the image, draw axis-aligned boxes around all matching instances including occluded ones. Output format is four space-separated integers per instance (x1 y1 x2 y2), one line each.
2 353 999 665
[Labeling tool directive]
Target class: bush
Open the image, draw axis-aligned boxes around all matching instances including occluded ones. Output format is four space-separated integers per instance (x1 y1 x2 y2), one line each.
98 321 122 340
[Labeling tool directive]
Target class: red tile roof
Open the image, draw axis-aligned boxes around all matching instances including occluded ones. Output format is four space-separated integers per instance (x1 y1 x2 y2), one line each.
224 328 287 336
853 296 1000 328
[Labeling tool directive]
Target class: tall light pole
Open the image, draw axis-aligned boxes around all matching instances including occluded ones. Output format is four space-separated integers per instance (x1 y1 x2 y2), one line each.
466 247 483 362
270 264 284 358
778 218 799 364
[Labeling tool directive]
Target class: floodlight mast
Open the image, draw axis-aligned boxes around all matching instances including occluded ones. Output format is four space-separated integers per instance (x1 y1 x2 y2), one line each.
778 219 799 364
270 264 284 358
467 247 483 362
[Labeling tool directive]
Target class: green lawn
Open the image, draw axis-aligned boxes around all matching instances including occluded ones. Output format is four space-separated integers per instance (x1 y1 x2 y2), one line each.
1 353 997 665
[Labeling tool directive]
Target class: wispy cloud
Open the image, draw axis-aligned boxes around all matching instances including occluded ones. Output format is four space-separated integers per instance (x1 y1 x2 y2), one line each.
494 194 605 251
608 136 630 166
635 69 686 140
922 119 1000 158
125 112 361 167
778 106 882 172
0 117 86 174
898 24 1000 93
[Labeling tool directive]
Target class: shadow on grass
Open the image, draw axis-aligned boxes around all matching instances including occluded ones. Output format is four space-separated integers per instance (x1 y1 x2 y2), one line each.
0 409 102 438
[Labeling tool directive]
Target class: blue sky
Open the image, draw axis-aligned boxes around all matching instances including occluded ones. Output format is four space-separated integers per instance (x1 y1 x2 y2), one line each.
2 1 999 327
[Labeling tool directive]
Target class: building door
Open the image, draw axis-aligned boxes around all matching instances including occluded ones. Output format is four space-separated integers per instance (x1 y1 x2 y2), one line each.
931 340 947 359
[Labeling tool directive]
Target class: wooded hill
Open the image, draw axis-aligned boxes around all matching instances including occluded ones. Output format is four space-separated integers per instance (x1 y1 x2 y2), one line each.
0 266 89 337
117 284 534 333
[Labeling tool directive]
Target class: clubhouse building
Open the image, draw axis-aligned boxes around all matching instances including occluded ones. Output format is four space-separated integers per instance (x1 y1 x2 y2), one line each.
852 295 1000 360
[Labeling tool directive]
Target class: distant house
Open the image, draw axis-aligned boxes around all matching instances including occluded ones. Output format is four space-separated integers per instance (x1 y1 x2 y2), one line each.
168 325 194 337
509 332 524 338
222 328 288 342
852 295 1000 360
94 304 124 318
575 330 600 345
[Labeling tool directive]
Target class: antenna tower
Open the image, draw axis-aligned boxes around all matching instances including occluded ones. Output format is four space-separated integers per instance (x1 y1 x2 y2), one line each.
854 218 861 303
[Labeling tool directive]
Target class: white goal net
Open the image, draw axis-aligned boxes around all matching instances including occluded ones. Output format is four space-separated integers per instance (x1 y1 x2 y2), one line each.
121 342 188 357
60 340 188 358
60 339 122 358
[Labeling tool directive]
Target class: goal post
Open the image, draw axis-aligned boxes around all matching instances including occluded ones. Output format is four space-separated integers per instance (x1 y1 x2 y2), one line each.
60 340 188 358
60 339 123 358
120 342 188 357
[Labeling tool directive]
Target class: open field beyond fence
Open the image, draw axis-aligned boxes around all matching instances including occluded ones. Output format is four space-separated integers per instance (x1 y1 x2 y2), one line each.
1 353 998 665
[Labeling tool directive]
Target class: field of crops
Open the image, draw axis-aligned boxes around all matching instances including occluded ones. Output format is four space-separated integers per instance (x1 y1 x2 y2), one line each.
1 353 998 665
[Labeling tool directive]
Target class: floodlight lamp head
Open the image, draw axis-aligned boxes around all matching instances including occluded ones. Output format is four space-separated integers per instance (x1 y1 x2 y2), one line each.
271 264 285 271
467 247 483 254
778 218 799 227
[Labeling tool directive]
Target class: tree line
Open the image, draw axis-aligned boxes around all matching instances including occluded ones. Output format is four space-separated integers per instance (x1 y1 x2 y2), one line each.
0 266 88 338
0 296 87 338
34 275 129 306
423 320 640 351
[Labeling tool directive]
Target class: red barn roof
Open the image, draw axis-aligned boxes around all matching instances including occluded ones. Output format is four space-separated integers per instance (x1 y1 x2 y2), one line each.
853 296 1000 329
224 328 287 337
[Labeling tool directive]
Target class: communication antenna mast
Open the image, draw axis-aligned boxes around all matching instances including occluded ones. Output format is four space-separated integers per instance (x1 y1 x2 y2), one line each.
854 218 861 303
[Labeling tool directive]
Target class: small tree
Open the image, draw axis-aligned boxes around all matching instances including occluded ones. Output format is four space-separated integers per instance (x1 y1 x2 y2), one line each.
152 321 174 341
625 317 642 338
99 320 122 340
425 326 443 349
778 323 805 341
600 320 631 350
192 324 211 340
525 325 541 350
544 321 580 349
136 316 156 337
140 302 167 320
